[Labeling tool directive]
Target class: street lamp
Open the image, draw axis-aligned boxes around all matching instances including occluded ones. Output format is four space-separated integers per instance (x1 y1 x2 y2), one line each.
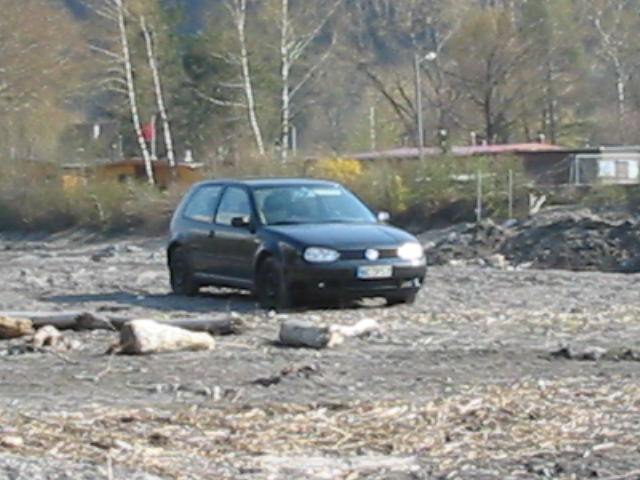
414 51 437 163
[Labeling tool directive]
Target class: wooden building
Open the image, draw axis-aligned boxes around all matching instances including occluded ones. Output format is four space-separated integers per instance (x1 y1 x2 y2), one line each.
63 159 203 189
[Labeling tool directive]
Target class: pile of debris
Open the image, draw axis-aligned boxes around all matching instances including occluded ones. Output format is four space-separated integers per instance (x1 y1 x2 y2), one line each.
420 207 640 272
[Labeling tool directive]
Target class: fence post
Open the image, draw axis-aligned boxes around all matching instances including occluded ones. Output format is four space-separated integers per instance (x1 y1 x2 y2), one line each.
476 169 483 223
508 169 514 219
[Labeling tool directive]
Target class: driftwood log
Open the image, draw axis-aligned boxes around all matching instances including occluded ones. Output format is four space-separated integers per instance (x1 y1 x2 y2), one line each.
0 311 241 335
330 318 380 338
0 316 35 339
108 316 241 336
279 320 333 348
0 312 84 330
117 319 216 355
279 318 382 349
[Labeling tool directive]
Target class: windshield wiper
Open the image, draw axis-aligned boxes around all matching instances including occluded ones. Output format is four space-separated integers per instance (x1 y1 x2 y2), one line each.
268 220 304 225
319 219 364 224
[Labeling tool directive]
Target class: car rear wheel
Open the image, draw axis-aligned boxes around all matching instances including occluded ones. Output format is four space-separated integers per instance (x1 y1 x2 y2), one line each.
169 248 199 296
257 257 292 310
386 290 418 306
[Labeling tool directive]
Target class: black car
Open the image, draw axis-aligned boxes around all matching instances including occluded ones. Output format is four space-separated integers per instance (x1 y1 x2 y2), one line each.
167 178 426 309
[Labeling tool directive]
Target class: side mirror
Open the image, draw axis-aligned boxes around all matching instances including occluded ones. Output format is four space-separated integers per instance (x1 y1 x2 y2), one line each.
377 211 390 223
231 215 251 228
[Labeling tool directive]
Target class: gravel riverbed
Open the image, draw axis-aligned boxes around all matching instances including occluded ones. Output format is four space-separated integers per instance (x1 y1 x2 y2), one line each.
0 231 639 479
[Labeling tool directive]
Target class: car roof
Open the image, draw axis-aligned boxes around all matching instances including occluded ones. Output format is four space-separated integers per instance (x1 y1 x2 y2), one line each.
193 177 340 189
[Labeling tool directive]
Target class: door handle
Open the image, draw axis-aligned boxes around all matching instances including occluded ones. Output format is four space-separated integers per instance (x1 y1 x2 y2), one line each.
208 230 216 238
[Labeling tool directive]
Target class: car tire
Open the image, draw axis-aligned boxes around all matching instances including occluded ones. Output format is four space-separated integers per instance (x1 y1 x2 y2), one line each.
169 248 199 296
386 289 418 306
257 257 292 311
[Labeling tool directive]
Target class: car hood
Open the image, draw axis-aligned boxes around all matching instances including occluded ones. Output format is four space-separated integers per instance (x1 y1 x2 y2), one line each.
264 223 416 249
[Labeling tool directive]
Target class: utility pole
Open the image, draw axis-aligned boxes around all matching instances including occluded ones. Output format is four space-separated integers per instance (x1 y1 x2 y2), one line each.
414 52 424 164
290 124 297 154
413 51 437 164
369 105 377 151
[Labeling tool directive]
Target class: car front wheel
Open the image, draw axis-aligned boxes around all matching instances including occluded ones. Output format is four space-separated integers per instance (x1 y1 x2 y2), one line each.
169 248 199 296
257 257 292 310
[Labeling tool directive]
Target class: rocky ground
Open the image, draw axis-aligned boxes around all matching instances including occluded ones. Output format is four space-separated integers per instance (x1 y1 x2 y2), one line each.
1 214 640 479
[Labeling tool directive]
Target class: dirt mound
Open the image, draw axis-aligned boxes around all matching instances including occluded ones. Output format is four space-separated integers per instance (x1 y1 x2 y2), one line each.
421 207 640 272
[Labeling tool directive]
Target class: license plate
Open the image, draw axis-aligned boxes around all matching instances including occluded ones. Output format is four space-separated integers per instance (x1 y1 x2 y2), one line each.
357 265 393 279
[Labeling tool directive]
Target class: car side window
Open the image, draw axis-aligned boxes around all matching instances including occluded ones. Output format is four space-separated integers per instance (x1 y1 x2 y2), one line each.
182 186 222 223
215 187 252 226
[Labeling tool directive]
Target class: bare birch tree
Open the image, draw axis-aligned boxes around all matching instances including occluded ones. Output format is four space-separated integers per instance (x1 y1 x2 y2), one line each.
585 0 640 141
224 0 266 155
140 15 176 168
116 0 154 184
90 0 154 184
277 0 343 160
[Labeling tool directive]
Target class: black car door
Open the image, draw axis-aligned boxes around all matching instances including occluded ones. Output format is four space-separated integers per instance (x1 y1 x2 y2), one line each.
210 186 259 284
180 184 223 273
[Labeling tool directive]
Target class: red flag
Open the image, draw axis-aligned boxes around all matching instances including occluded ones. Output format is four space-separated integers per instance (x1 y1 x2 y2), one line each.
141 123 155 142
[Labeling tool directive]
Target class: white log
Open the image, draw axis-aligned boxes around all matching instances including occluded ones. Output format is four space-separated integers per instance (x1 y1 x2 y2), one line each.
31 325 63 348
117 319 215 355
0 316 34 339
279 320 332 348
330 318 380 338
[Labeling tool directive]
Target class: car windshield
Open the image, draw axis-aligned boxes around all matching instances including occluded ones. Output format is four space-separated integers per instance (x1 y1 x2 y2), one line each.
253 185 377 225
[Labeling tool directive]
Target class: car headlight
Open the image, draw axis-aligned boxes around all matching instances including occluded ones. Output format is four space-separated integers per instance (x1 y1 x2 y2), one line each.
397 242 423 260
303 247 340 263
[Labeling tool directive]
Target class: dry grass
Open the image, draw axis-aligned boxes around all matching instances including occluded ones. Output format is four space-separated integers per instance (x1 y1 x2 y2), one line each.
2 378 639 479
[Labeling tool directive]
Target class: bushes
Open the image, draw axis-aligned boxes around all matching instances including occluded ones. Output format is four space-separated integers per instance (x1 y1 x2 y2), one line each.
305 155 528 223
308 158 363 187
5 154 636 235
0 162 181 233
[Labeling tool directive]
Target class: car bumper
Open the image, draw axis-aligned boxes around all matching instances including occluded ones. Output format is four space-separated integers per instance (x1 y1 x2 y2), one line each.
285 258 427 298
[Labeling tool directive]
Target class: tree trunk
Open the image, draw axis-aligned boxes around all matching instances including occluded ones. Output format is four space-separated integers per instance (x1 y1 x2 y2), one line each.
615 65 626 138
230 0 266 156
140 15 177 169
484 90 493 144
116 0 154 185
280 0 291 161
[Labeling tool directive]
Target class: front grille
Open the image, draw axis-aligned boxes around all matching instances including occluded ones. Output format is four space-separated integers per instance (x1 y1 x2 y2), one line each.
339 248 397 260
